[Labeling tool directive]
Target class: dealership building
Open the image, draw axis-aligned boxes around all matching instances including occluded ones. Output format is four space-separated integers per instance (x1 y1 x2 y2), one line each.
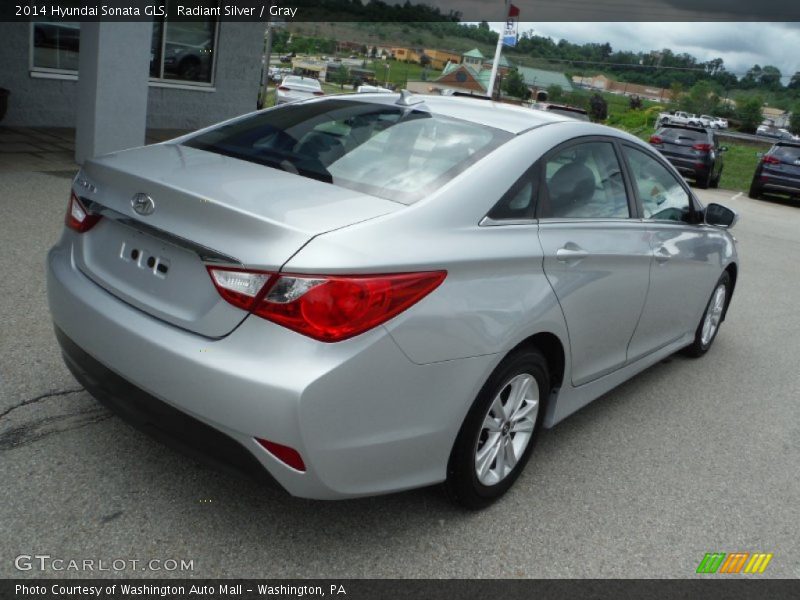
0 18 264 162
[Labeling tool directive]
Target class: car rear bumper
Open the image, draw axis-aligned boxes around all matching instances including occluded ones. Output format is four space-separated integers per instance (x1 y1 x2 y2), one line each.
47 237 496 499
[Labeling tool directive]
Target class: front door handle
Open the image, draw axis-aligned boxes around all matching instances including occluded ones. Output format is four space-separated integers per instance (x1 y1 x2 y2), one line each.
655 246 671 263
556 245 589 262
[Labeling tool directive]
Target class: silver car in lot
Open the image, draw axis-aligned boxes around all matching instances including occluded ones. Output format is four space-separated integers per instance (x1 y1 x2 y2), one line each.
275 75 324 104
47 94 739 508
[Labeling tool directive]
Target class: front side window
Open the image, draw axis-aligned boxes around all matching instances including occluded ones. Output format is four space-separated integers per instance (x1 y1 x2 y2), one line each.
32 20 80 72
541 142 629 219
183 99 512 204
623 146 692 222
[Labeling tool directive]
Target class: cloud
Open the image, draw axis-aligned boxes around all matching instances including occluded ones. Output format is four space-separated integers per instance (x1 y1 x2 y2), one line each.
486 22 800 81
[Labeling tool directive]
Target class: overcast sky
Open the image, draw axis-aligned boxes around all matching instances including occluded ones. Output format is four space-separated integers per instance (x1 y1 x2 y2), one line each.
483 22 800 81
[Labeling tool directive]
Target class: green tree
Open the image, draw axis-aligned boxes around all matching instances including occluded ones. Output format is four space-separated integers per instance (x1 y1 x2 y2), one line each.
789 105 800 135
502 68 529 99
737 96 764 133
547 84 564 102
588 93 608 122
334 64 350 89
629 94 643 110
669 82 684 104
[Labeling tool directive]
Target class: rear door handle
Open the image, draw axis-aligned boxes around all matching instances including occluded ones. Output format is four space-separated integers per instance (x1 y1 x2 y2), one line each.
655 246 671 263
556 245 589 262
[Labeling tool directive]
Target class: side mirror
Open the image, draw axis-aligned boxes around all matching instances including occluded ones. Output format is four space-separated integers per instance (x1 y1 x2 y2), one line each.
705 203 738 229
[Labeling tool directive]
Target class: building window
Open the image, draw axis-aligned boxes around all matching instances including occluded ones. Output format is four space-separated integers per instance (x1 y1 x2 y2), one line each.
150 2 219 85
31 20 81 74
30 4 218 86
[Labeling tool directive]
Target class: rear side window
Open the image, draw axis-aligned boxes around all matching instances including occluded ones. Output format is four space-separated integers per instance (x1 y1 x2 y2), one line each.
183 99 511 204
487 169 538 221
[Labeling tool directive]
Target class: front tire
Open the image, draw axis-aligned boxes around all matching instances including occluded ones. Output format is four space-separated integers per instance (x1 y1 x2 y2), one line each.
445 348 550 509
711 166 722 188
682 272 731 358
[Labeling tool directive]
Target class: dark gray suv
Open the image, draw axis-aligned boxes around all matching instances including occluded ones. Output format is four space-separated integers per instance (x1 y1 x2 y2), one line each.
649 125 727 189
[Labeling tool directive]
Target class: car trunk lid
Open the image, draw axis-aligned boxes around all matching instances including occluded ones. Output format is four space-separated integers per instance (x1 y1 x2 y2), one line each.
74 143 401 338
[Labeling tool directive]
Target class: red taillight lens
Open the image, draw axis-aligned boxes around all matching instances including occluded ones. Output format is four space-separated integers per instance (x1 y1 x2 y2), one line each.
256 272 446 342
649 135 663 144
206 268 446 342
692 143 712 151
277 86 290 91
762 155 781 164
255 438 306 471
65 192 101 233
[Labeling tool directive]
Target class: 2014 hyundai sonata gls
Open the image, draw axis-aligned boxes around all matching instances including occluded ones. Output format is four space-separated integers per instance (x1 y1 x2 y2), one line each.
47 93 739 508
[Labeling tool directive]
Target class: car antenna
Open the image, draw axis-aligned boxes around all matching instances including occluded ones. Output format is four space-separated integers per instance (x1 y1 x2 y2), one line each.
396 89 425 107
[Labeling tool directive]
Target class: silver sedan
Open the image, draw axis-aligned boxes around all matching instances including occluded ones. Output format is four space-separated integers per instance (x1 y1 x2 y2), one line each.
47 93 739 508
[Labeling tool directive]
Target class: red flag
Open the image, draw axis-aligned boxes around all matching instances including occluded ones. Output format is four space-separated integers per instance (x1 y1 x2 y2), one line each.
508 4 520 18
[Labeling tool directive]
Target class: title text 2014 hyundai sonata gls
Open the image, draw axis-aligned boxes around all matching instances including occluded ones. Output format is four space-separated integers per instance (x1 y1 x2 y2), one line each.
47 93 739 508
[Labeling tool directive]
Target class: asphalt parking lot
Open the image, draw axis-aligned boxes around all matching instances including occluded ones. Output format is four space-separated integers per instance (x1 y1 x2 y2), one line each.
1 170 798 579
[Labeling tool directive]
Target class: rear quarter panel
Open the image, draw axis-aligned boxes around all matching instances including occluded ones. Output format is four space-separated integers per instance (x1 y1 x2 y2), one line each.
281 124 596 366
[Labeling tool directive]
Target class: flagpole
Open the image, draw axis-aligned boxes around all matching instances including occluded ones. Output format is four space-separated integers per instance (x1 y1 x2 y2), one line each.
487 0 509 100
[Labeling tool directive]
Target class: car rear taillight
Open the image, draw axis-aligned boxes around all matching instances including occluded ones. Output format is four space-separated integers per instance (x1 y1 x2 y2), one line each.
312 91 324 96
649 135 663 144
255 438 306 471
762 155 781 164
65 192 101 233
206 268 446 342
277 86 290 91
692 143 712 152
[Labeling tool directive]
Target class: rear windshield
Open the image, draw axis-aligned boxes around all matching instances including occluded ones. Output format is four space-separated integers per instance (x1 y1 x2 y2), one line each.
183 99 511 204
657 128 708 142
772 145 800 162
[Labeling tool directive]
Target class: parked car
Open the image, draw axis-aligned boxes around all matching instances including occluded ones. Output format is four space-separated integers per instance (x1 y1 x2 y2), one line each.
649 125 727 188
757 125 798 141
275 75 324 104
657 111 704 128
48 94 739 508
356 85 393 93
749 141 800 199
699 115 727 129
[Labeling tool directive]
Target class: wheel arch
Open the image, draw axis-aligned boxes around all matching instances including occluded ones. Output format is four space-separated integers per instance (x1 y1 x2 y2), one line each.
510 331 566 392
722 262 738 320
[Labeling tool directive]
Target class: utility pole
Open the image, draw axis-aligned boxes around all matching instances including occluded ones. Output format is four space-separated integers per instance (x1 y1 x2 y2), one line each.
487 0 510 100
258 23 274 110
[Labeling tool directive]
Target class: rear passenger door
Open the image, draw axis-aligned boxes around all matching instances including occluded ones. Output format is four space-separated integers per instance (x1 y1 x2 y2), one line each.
537 139 652 386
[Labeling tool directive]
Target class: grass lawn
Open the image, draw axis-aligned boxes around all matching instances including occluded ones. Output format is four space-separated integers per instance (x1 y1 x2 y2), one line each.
718 141 771 193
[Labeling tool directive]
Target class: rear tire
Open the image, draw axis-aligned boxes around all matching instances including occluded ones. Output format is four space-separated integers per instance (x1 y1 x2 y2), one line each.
682 272 731 358
445 348 550 510
748 179 762 199
696 170 711 189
